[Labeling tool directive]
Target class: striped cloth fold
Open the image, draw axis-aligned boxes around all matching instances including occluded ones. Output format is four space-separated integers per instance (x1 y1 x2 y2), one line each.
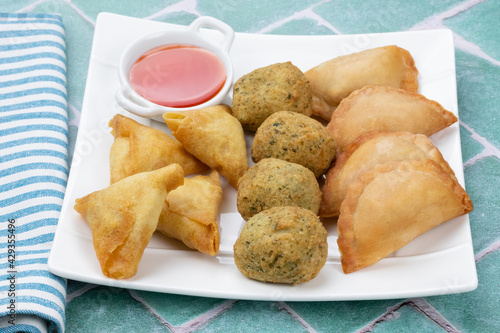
0 13 68 333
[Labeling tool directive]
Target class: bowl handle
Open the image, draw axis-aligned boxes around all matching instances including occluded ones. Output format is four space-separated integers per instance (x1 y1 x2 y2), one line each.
190 16 235 52
115 87 164 118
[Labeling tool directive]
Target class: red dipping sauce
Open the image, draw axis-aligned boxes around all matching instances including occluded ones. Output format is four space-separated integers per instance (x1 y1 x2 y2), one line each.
129 44 226 108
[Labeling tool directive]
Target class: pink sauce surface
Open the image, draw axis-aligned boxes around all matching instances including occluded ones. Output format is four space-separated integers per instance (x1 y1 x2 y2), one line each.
129 44 226 108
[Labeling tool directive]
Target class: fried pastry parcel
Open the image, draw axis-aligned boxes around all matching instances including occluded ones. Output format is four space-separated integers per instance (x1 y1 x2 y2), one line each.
337 159 473 274
305 45 419 120
74 164 184 279
157 171 222 256
163 105 249 188
320 131 455 217
326 85 458 153
108 114 208 184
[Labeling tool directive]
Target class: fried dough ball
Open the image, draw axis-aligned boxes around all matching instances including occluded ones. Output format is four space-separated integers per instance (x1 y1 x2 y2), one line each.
233 206 328 284
251 111 336 177
231 62 312 131
237 158 321 221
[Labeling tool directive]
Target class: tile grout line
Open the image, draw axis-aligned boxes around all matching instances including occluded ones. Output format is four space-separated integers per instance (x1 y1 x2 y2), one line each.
354 300 407 333
256 9 313 34
407 298 461 333
451 30 500 67
410 0 486 27
14 0 48 13
170 299 238 333
355 298 461 333
277 302 318 333
62 0 96 27
305 9 344 35
256 0 340 35
128 290 176 331
475 238 500 262
15 0 96 27
67 103 81 128
128 288 238 333
403 0 500 175
65 283 100 303
408 0 500 67
460 120 500 168
143 0 200 20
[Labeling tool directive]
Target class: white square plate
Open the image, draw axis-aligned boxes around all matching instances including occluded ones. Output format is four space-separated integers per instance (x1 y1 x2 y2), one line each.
48 13 477 301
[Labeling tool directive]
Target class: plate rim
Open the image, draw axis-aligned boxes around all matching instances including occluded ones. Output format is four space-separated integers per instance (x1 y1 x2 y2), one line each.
48 12 477 301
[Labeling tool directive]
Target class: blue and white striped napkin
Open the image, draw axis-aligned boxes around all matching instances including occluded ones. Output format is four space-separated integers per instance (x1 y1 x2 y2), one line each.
0 13 68 333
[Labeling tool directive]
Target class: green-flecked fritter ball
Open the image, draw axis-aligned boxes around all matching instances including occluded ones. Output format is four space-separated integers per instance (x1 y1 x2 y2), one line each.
233 206 328 284
237 158 321 221
231 62 312 132
251 111 336 177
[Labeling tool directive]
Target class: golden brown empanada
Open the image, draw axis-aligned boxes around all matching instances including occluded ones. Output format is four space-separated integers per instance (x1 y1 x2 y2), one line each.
157 170 222 255
337 159 473 274
74 164 184 279
109 114 208 184
305 45 419 120
163 105 249 188
326 85 458 153
320 131 455 217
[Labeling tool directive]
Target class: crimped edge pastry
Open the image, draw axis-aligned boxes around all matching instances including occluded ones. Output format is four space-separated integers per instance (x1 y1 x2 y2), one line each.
320 131 456 217
337 159 473 274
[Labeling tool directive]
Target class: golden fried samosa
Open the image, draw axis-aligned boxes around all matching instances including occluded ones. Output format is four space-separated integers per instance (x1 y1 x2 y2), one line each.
305 45 419 120
157 171 222 255
326 85 458 153
320 131 455 217
74 164 184 279
337 160 473 274
163 105 249 188
109 114 208 184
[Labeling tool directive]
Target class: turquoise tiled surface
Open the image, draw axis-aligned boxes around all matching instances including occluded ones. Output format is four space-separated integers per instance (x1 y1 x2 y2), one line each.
371 305 447 332
7 0 499 332
428 250 500 332
443 0 500 61
200 301 310 333
454 49 500 149
463 157 500 253
287 300 397 332
131 291 227 326
312 0 460 34
269 19 335 36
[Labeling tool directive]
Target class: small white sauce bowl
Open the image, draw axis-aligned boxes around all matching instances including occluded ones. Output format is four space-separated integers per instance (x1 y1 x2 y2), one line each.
116 16 235 121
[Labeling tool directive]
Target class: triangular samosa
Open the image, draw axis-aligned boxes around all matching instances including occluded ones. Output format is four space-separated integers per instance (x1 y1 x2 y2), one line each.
109 114 208 183
163 105 248 188
74 164 184 279
157 170 222 255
